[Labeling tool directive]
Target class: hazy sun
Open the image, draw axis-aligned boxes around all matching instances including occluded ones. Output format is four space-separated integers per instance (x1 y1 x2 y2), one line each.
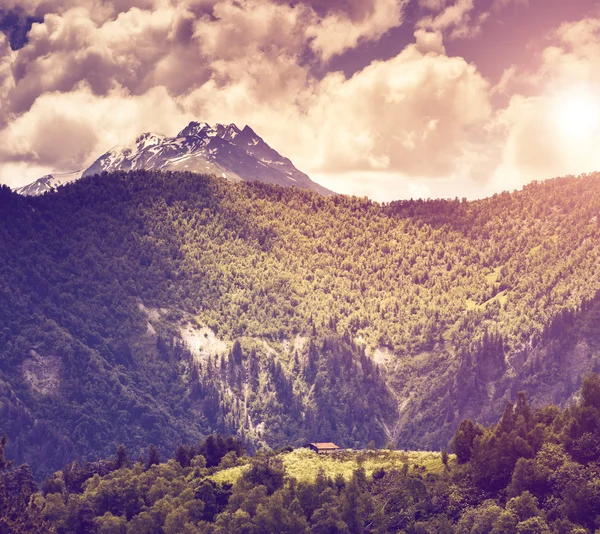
554 87 600 140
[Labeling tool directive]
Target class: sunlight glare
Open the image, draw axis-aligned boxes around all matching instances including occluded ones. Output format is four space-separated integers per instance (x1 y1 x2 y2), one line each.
554 87 600 140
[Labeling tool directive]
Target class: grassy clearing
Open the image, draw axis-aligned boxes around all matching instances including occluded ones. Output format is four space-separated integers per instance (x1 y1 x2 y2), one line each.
481 290 509 309
485 267 501 285
208 465 249 485
465 298 479 311
283 449 451 482
208 449 454 485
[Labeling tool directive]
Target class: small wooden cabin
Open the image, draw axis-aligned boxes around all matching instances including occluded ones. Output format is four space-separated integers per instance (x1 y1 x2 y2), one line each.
304 442 340 454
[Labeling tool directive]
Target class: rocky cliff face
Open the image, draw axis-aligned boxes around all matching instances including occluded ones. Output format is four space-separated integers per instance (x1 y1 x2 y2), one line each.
384 303 600 451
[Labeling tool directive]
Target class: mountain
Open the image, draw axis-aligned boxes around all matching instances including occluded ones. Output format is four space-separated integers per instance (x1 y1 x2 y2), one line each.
13 170 83 196
2 170 600 479
13 122 333 196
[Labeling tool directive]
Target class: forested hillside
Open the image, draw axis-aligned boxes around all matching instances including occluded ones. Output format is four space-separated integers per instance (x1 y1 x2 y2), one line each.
2 170 600 477
3 375 600 533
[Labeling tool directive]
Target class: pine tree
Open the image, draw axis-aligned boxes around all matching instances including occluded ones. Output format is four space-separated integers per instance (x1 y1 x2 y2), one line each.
146 445 160 469
115 444 129 469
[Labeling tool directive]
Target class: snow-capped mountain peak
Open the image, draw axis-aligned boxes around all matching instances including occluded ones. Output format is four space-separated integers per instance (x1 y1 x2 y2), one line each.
14 171 83 196
14 121 333 196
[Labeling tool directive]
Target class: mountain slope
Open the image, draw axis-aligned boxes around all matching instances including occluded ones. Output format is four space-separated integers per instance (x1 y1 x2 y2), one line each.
2 171 600 477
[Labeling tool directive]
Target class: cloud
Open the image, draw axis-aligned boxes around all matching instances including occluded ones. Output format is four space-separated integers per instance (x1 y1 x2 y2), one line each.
416 0 529 41
417 0 486 40
0 9 42 50
7 6 197 114
0 34 15 117
492 0 529 9
489 91 600 195
291 0 384 21
308 45 491 177
3 0 408 63
6 0 403 119
0 85 190 169
418 0 447 11
307 0 408 61
489 17 600 191
195 1 308 61
312 170 435 202
491 65 517 97
414 29 445 54
537 18 600 86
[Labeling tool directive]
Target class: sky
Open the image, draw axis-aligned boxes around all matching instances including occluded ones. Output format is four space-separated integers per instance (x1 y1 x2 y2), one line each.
1 0 600 201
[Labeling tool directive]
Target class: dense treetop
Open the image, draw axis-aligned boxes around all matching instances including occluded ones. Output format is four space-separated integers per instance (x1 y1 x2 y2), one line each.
5 171 600 353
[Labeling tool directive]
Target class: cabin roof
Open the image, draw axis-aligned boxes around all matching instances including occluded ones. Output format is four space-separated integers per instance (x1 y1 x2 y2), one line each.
307 442 339 449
